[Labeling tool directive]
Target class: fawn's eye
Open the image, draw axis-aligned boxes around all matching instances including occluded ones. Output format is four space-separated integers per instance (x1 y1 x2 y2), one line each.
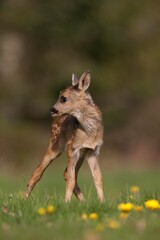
60 96 67 103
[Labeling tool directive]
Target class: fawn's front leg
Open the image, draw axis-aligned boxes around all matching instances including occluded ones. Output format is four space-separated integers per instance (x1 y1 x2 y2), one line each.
65 144 80 202
86 149 105 202
25 146 61 198
64 152 85 201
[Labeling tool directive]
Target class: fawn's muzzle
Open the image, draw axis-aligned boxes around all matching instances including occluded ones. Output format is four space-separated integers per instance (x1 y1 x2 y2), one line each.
50 107 59 115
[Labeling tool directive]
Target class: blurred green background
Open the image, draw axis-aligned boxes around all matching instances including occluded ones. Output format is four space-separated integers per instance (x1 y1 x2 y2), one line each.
0 0 160 173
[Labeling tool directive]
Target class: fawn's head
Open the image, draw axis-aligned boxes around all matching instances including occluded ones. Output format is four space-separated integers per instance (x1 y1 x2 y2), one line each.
50 70 92 117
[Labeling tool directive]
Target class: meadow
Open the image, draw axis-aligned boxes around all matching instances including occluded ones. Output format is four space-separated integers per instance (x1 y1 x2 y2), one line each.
0 163 160 240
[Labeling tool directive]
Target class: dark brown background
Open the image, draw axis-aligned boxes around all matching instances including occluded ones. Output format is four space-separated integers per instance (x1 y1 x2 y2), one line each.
0 0 160 172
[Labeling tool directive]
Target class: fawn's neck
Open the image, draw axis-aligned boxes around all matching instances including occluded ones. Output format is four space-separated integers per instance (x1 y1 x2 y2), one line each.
71 103 102 136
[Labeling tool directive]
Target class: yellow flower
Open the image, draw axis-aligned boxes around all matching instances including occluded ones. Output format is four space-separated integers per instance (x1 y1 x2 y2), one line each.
129 195 134 200
81 213 88 220
134 205 143 212
130 186 140 193
118 202 134 212
46 205 55 214
107 220 120 229
119 212 129 220
145 199 160 210
89 213 98 220
37 207 46 216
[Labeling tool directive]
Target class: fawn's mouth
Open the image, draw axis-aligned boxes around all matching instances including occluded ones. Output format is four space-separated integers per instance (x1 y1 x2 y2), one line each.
51 112 70 119
50 112 60 118
50 107 59 116
50 107 72 118
50 113 58 118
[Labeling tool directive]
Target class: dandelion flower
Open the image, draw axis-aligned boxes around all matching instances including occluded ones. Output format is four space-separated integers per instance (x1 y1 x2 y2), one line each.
119 212 129 220
107 220 120 229
37 207 46 216
130 186 140 193
134 205 143 212
47 205 55 214
129 195 134 200
89 213 98 220
118 202 134 212
145 199 160 210
81 213 88 220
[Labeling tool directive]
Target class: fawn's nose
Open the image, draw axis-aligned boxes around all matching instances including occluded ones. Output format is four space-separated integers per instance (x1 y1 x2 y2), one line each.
50 107 58 115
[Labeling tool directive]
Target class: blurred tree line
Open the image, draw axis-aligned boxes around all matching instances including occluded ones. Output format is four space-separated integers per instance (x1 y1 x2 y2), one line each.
0 0 160 168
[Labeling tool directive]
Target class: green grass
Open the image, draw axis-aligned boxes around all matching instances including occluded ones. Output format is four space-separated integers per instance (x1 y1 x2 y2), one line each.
0 166 160 240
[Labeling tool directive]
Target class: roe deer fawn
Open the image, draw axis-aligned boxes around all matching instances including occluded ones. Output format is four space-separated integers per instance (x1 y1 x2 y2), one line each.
25 70 105 202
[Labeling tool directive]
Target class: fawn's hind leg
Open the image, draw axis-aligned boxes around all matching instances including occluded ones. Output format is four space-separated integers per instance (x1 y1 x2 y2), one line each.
64 153 85 201
86 149 105 202
25 144 62 198
65 144 85 202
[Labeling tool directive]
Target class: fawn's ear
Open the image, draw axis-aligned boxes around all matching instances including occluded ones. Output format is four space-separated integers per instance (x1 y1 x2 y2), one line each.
72 73 79 86
78 70 91 91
